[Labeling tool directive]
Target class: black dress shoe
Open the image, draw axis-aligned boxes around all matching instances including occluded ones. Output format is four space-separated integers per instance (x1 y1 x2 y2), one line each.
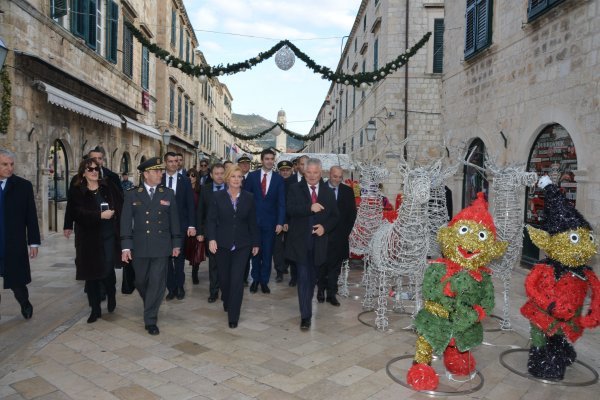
228 321 238 329
165 291 175 301
260 283 270 294
145 325 160 335
317 289 325 303
327 296 341 307
21 302 33 319
87 310 101 323
275 273 283 283
176 287 185 300
208 296 217 303
107 294 116 313
250 281 259 293
288 279 297 287
300 318 311 330
192 266 200 285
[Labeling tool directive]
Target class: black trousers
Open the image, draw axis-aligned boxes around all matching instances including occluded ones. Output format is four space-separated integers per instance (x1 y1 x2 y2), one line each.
318 254 343 295
208 252 220 298
296 250 318 320
167 237 186 292
85 269 116 313
0 285 30 308
273 231 288 274
216 246 251 324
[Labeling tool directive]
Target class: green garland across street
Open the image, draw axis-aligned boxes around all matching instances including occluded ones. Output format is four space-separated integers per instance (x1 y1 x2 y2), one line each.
216 118 336 142
125 20 431 88
0 66 12 134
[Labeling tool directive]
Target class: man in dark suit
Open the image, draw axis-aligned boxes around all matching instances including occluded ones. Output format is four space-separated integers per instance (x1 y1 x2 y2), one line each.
0 149 41 320
176 152 187 176
273 160 293 283
162 152 196 300
317 166 357 306
244 148 286 294
196 163 226 302
198 159 212 185
285 158 339 330
237 153 253 285
289 155 308 184
121 157 181 335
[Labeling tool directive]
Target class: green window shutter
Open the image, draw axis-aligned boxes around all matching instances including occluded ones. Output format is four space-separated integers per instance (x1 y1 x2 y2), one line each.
71 0 86 38
464 0 476 57
141 46 149 90
105 1 118 64
171 10 176 46
179 25 183 58
177 92 182 129
476 0 491 50
186 37 190 63
433 18 444 73
123 21 133 77
373 38 378 71
169 85 175 124
51 0 68 19
87 0 97 49
528 0 564 21
190 106 194 135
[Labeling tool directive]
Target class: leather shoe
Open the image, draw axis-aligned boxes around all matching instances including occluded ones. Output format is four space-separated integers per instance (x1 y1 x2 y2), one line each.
21 302 33 319
165 291 175 301
145 325 160 335
228 321 238 329
300 318 311 330
107 294 116 313
260 283 270 294
208 296 217 303
87 310 101 323
317 289 325 303
275 273 283 283
327 296 341 307
250 281 259 293
176 287 185 300
288 279 297 287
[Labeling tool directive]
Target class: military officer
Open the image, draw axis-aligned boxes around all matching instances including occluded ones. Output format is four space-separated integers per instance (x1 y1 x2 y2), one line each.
121 157 181 335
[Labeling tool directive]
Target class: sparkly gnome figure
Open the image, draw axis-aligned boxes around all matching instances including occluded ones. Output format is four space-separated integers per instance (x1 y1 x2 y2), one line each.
522 176 600 380
407 192 507 390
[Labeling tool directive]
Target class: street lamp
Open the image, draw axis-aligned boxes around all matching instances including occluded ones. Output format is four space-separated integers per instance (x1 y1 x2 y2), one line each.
161 129 172 157
0 38 8 69
366 120 377 142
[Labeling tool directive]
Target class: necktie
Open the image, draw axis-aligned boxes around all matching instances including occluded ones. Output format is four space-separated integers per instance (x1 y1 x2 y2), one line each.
168 176 173 189
216 185 223 191
261 173 267 197
310 185 318 204
333 187 338 200
149 187 154 200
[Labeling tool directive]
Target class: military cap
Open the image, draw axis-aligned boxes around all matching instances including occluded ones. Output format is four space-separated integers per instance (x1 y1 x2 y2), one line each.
237 154 251 163
277 160 293 170
137 157 164 172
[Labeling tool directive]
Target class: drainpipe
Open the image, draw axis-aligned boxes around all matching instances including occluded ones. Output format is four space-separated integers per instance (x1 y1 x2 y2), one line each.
404 0 409 160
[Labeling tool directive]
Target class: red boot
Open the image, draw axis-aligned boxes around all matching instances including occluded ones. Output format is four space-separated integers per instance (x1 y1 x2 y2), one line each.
407 363 439 390
443 342 476 375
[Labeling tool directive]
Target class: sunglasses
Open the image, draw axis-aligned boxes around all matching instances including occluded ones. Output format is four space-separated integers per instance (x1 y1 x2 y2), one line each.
189 174 197 178
86 167 101 173
200 164 208 167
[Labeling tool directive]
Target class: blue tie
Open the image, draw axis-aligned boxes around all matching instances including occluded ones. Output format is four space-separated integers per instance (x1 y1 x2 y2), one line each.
169 176 173 188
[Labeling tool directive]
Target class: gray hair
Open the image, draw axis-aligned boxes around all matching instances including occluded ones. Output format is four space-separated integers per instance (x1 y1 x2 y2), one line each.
0 149 16 159
306 158 322 169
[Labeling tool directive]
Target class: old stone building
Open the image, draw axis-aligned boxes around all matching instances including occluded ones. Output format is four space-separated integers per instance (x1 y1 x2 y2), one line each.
306 0 445 195
0 0 234 237
442 0 599 264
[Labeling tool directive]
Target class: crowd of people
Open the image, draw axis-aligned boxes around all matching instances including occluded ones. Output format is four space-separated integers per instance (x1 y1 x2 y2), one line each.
0 146 357 335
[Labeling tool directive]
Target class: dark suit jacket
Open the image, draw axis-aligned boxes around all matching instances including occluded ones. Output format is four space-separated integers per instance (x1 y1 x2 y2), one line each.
285 180 339 266
245 169 286 228
1 175 41 289
206 190 260 250
196 182 226 236
161 173 195 234
328 183 357 261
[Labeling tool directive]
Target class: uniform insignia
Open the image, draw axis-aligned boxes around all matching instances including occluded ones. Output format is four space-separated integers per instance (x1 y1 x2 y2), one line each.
158 187 165 192
137 188 144 192
160 200 170 206
132 201 142 206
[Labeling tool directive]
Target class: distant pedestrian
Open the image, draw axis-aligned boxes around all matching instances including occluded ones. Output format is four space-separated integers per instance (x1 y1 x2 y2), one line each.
186 168 205 285
121 172 134 191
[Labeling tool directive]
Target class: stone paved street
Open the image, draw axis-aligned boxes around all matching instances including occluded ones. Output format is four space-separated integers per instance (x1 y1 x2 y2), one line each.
0 233 599 399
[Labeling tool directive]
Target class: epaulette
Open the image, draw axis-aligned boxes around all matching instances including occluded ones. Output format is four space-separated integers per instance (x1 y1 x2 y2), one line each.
158 187 165 193
137 187 144 193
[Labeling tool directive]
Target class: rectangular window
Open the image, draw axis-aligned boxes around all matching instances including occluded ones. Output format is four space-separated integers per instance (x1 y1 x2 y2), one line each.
528 0 565 21
179 24 183 58
105 0 118 63
122 19 133 77
192 50 195 65
169 84 175 124
177 91 182 129
71 0 96 49
351 137 354 151
373 38 379 71
363 15 367 31
342 143 346 154
190 105 194 136
184 97 189 133
465 0 492 59
361 60 366 99
141 46 150 90
354 38 357 52
353 87 356 109
186 37 190 63
170 9 176 46
345 90 348 118
433 19 444 73
51 0 68 19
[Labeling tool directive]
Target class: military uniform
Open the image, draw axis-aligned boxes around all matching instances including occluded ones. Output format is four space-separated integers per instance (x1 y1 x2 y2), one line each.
120 158 181 333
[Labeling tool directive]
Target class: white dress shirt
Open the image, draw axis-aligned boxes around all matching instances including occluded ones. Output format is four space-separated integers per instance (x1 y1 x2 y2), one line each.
165 172 178 194
261 169 273 194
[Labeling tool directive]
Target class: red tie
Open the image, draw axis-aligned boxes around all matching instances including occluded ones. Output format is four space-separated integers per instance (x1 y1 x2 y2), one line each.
310 185 318 204
261 173 267 198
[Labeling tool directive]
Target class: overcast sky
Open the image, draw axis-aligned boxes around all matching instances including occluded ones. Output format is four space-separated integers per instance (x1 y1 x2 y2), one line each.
183 0 362 135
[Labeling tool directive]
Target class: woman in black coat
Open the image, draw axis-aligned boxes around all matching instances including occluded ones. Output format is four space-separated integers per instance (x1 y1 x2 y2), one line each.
70 158 123 323
207 165 259 328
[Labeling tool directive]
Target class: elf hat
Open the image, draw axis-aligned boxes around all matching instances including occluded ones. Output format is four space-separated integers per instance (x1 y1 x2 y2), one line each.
542 182 591 234
448 192 497 237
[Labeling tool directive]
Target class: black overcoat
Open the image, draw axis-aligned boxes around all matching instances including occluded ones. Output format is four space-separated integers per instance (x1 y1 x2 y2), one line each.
328 183 357 261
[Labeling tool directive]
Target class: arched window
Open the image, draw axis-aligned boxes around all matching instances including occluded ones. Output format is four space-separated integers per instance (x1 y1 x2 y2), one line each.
462 138 488 208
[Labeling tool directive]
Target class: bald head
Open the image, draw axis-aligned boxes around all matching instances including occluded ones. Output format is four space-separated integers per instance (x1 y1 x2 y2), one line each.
329 166 343 187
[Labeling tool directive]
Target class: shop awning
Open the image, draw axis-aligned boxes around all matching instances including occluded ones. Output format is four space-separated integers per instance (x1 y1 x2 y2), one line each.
34 81 123 128
122 116 161 141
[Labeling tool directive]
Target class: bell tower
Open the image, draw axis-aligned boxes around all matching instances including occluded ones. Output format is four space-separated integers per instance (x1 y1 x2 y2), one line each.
275 109 287 153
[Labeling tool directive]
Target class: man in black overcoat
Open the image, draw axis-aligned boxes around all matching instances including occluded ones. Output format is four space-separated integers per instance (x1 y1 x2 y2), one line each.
317 166 357 306
0 149 41 319
285 158 339 330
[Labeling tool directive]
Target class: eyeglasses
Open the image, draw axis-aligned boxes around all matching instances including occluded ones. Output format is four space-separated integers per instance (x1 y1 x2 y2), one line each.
199 164 208 167
86 167 101 173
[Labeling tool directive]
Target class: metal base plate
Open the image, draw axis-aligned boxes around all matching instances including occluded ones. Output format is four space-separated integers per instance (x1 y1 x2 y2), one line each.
357 309 415 332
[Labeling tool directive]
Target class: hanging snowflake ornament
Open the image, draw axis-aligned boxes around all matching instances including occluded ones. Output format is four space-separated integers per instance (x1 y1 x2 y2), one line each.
273 46 295 71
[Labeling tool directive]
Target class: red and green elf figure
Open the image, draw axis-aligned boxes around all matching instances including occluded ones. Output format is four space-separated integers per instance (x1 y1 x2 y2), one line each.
407 192 507 391
522 176 600 381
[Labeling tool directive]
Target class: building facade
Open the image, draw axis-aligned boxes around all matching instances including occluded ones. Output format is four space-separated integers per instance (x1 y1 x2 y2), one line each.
0 0 234 236
306 0 445 195
442 0 600 264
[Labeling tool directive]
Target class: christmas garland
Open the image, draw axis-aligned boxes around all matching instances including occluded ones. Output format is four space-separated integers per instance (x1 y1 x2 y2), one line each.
235 143 280 155
0 67 11 134
124 20 431 88
216 118 335 142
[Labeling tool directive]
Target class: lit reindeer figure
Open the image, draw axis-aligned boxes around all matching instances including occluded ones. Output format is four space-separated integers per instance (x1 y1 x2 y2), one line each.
338 163 389 297
365 159 440 330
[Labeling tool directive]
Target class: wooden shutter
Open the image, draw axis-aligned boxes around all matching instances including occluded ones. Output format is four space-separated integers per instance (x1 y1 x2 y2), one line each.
464 0 477 57
171 10 176 46
373 38 379 71
141 46 150 90
123 21 133 77
475 0 491 50
433 19 444 73
71 0 87 38
51 0 68 18
87 0 97 49
105 1 118 63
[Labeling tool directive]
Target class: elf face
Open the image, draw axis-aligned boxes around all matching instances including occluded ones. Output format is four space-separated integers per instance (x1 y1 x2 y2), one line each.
438 220 508 270
528 226 597 267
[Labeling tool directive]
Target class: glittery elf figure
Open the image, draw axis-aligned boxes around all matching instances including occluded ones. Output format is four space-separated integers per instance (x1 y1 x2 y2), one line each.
521 176 600 381
407 192 507 390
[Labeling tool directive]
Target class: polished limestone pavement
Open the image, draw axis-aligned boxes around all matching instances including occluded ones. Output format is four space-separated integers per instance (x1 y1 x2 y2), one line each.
0 233 599 399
